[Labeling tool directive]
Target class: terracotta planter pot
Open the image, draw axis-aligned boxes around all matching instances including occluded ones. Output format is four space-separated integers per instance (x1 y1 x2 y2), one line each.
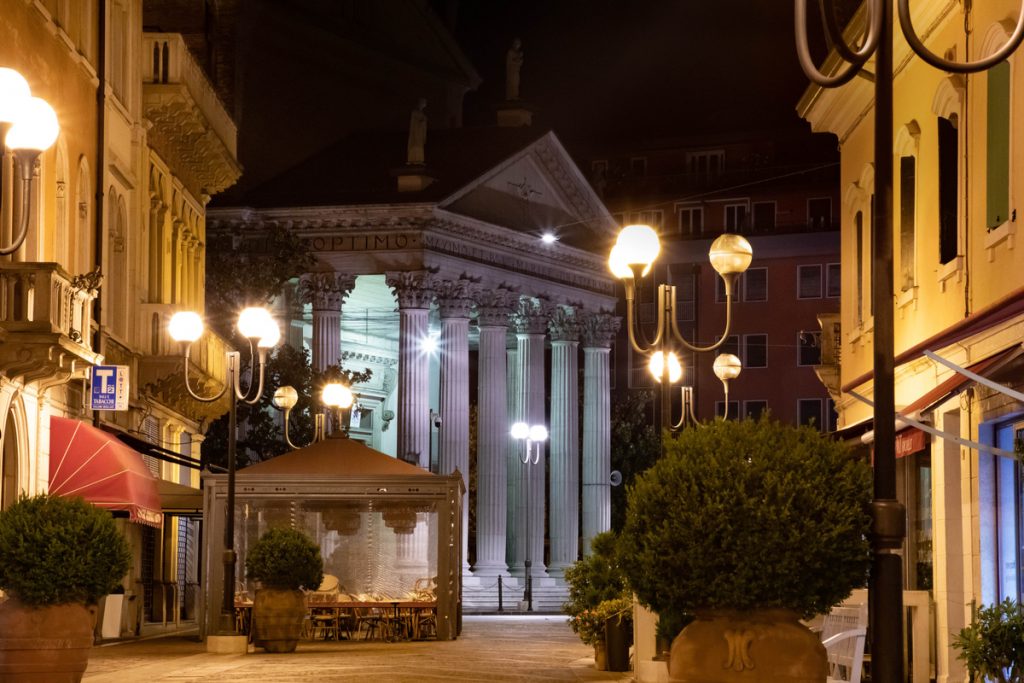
0 598 96 682
669 609 826 683
593 641 608 671
252 588 306 653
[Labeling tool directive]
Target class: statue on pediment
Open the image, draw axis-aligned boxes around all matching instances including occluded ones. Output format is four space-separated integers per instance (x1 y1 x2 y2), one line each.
407 98 427 165
506 38 524 101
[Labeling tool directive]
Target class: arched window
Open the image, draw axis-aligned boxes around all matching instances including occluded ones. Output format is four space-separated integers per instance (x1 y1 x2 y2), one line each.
895 121 920 293
932 75 964 265
75 156 91 275
54 138 69 266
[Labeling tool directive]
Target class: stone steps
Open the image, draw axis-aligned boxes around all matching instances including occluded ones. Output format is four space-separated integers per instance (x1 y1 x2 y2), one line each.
461 573 568 613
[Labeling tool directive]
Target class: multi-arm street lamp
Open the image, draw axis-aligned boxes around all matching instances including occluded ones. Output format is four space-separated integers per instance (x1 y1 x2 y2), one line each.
272 381 356 447
670 352 744 429
609 224 753 432
168 307 280 636
795 2 1024 678
510 421 548 612
0 67 60 254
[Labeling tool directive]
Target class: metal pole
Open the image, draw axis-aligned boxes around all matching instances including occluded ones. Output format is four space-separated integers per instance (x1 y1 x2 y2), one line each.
524 440 533 612
220 362 238 633
870 1 906 678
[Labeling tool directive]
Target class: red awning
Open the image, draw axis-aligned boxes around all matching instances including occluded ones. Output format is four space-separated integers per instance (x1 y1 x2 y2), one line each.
49 416 163 528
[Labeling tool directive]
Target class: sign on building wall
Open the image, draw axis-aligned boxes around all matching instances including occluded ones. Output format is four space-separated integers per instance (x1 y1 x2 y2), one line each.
90 365 130 411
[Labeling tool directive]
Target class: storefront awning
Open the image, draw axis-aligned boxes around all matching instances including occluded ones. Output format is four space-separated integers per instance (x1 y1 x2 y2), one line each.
49 416 163 528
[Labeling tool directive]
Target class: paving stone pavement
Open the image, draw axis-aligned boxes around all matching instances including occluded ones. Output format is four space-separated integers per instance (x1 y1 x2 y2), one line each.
82 615 634 682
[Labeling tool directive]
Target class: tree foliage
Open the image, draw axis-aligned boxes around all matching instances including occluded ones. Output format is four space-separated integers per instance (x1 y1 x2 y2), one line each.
619 416 871 619
563 531 629 645
609 390 660 530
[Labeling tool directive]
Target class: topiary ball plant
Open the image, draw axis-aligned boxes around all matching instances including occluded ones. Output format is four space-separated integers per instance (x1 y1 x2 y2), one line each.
619 416 871 620
0 494 130 606
245 527 323 591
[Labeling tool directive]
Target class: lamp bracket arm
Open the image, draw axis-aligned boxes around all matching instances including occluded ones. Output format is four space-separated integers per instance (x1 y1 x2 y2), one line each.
625 282 654 354
898 0 1024 74
818 0 880 64
0 154 37 256
181 345 229 403
794 0 877 87
237 345 268 405
672 286 733 353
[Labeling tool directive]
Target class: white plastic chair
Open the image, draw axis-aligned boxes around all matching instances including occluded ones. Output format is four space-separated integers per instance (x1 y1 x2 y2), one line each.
821 603 867 683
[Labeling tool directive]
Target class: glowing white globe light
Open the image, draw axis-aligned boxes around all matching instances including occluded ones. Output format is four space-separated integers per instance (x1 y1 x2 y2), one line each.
168 311 204 343
608 243 633 279
0 68 31 125
541 232 558 244
709 233 754 276
528 424 549 442
713 353 743 381
272 385 298 411
257 320 281 348
614 224 660 276
322 383 354 409
510 422 530 440
648 351 683 384
6 97 59 152
237 307 273 340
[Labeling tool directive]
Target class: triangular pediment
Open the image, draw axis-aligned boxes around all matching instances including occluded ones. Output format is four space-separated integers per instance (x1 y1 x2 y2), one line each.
438 132 616 241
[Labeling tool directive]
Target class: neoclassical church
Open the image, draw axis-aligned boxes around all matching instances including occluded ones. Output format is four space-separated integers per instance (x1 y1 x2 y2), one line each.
209 118 620 608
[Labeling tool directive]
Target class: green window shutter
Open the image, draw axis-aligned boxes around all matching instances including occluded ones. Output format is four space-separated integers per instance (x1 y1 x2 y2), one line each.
987 62 1011 229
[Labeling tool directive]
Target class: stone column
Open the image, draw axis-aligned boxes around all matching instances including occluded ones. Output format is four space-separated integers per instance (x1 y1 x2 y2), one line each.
435 278 474 571
581 312 620 555
504 346 520 570
300 272 356 372
509 297 549 577
474 288 515 576
548 306 580 577
386 271 436 468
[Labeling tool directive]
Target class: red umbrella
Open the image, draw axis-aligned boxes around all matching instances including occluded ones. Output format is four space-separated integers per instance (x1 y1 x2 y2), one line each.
49 416 163 528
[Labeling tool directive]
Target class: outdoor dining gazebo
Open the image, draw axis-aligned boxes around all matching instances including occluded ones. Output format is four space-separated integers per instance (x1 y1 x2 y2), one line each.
201 437 464 640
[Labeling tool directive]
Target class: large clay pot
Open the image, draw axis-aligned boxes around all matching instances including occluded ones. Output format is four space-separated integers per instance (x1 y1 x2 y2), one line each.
252 588 306 653
669 609 826 683
593 641 608 671
0 598 96 682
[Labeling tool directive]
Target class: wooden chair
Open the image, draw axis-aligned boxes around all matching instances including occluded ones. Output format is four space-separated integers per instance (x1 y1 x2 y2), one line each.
820 603 867 683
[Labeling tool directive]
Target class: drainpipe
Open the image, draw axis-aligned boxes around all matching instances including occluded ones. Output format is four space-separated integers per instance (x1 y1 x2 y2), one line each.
93 0 106 428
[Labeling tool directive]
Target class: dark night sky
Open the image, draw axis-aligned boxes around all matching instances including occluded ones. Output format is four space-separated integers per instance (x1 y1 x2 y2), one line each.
452 1 835 149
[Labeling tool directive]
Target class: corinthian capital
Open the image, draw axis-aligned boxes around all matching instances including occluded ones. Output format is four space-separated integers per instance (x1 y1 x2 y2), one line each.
580 310 621 348
474 287 517 328
299 272 357 311
510 296 552 336
548 305 580 343
435 278 477 319
386 270 437 309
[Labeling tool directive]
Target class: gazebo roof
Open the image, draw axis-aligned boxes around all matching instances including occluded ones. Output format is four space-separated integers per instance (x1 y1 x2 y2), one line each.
239 437 436 478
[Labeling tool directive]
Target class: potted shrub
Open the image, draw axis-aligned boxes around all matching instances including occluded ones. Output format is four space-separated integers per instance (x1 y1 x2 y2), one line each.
952 598 1024 682
618 417 871 683
563 530 627 669
245 527 323 653
0 494 130 682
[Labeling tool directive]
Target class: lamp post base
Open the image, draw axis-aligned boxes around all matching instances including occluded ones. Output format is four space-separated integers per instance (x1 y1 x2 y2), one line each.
206 634 248 654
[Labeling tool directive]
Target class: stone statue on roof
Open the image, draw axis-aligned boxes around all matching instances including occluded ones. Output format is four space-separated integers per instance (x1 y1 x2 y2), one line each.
506 38 523 101
407 98 427 166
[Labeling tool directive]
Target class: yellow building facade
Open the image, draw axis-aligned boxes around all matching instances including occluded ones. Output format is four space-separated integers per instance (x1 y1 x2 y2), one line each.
0 0 238 631
801 2 1024 680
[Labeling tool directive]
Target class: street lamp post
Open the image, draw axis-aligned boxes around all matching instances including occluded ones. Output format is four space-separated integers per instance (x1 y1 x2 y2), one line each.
510 421 548 612
672 352 743 429
272 381 356 448
795 2 1024 678
0 67 60 254
609 225 753 433
168 307 280 637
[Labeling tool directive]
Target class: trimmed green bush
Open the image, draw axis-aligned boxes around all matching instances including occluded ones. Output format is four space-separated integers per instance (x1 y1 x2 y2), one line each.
0 494 130 606
953 598 1024 683
245 527 323 591
619 416 871 619
563 531 628 645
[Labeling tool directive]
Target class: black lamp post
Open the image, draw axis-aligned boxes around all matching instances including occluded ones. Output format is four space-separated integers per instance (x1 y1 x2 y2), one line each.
794 1 1024 679
510 421 547 612
168 307 279 637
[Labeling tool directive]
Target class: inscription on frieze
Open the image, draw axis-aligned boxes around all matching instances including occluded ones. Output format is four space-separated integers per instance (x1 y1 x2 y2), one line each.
304 233 421 252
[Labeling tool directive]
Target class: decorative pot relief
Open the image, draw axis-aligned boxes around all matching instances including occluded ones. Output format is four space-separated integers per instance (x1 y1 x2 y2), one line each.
722 628 757 671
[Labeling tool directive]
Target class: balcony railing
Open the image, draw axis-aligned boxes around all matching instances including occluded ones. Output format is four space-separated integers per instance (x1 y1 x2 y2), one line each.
814 312 841 399
0 263 101 383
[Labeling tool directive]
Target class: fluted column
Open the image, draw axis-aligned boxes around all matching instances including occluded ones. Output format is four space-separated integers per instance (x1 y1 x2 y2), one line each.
436 278 474 571
581 312 620 555
300 272 356 372
386 271 436 468
474 288 515 576
505 346 520 570
548 306 580 576
509 297 550 577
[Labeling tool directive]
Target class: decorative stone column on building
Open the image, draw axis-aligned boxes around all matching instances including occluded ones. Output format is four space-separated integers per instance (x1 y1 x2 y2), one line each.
504 345 520 571
299 272 357 372
581 311 620 555
474 288 516 577
509 297 549 577
386 271 436 468
435 277 475 571
548 305 580 577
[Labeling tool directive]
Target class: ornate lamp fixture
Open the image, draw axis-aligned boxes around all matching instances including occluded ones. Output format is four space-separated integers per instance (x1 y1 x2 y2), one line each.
510 421 548 612
167 306 280 636
272 381 356 447
0 67 60 255
609 224 753 430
